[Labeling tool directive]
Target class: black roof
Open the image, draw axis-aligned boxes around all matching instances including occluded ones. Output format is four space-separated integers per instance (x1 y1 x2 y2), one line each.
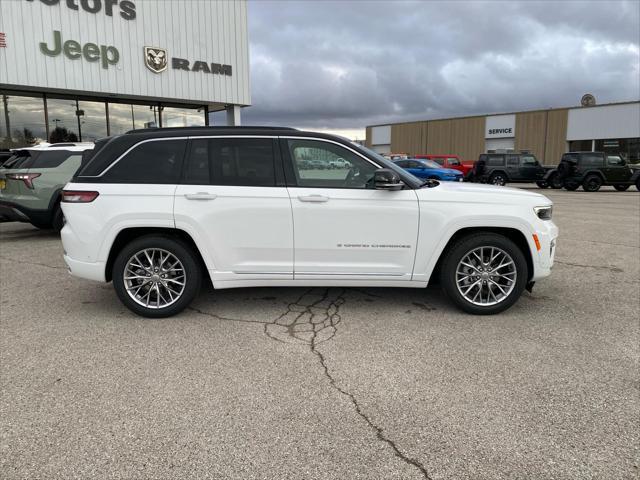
125 126 298 134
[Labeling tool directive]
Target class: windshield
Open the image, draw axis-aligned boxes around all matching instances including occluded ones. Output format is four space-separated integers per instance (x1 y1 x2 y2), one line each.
350 143 423 188
421 160 442 169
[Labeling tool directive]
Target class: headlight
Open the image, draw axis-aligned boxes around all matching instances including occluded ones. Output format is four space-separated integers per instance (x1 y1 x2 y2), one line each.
534 205 553 220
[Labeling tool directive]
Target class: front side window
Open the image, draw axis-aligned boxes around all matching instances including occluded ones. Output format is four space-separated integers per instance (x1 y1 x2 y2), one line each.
287 139 378 189
521 155 537 166
183 138 275 187
432 158 445 166
606 155 624 166
447 157 460 166
102 139 186 183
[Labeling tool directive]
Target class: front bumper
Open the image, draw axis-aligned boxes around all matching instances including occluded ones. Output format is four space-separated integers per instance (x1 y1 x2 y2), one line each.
532 221 559 280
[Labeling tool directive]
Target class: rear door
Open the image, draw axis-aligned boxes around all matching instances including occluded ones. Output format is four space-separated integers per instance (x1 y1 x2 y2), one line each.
282 137 419 280
173 136 293 281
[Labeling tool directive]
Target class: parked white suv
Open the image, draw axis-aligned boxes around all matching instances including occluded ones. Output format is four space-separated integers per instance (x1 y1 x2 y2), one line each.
61 127 558 317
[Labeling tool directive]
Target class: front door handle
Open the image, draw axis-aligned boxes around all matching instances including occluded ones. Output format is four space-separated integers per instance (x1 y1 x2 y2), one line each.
298 195 329 203
185 192 217 200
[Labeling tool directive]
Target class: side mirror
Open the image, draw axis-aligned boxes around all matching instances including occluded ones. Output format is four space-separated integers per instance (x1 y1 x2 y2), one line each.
374 168 403 191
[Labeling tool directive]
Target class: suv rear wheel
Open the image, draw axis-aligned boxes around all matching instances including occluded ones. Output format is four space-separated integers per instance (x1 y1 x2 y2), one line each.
112 235 202 318
547 172 563 189
439 233 528 315
489 172 507 186
582 174 602 192
52 204 64 232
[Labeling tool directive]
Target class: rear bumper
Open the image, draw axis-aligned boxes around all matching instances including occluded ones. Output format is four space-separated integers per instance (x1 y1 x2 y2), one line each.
0 200 52 226
63 255 106 282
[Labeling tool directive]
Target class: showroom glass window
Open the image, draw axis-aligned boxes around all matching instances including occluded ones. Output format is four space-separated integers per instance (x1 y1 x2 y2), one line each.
46 98 81 143
596 138 640 164
286 139 377 189
162 107 206 128
109 103 160 135
76 100 108 142
0 92 47 148
183 138 276 187
102 139 187 183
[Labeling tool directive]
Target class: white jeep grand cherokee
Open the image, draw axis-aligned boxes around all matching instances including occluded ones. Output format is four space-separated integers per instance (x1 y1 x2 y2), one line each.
61 127 558 318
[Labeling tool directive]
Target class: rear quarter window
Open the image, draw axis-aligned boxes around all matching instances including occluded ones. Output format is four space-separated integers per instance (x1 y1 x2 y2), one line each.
101 139 187 183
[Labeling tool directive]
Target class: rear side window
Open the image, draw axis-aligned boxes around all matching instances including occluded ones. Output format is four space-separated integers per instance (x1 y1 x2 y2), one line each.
487 155 505 166
507 155 519 166
579 153 604 167
183 138 276 187
102 139 186 183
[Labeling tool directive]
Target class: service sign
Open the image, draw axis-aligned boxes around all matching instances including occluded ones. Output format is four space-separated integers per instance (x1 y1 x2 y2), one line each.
485 114 516 138
0 0 250 106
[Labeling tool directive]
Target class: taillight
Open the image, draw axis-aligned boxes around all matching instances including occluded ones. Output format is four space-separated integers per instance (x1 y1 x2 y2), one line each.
6 173 41 189
61 190 99 203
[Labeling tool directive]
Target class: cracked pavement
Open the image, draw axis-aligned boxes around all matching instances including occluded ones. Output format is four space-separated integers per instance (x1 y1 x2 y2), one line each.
1 186 639 479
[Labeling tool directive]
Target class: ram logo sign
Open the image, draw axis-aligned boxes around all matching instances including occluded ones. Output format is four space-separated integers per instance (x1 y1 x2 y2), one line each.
144 46 168 74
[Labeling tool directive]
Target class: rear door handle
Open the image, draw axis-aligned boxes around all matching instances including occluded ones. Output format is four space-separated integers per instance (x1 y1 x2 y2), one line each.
184 192 217 200
298 195 329 203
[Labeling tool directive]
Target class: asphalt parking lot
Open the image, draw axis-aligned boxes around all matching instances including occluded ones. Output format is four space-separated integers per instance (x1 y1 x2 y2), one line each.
1 186 638 479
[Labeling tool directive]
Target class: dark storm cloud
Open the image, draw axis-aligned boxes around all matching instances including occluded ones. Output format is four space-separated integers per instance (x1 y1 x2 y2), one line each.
243 0 640 130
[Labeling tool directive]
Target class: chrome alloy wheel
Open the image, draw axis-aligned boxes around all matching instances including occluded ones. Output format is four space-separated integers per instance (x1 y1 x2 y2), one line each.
123 248 186 309
456 246 517 306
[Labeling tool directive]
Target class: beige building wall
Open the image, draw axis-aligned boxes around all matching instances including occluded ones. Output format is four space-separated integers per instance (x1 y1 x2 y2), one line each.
544 109 568 165
390 122 426 154
514 111 547 160
449 117 485 160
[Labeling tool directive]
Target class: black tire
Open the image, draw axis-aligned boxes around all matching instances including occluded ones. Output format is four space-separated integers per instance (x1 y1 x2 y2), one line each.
112 235 202 318
564 180 580 191
582 174 602 192
536 181 549 189
548 172 563 189
51 204 64 232
439 233 528 315
636 177 640 191
613 184 630 191
489 172 507 186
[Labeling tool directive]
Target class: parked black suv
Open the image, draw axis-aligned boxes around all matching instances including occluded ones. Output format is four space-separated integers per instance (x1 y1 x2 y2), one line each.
545 152 640 192
470 152 551 187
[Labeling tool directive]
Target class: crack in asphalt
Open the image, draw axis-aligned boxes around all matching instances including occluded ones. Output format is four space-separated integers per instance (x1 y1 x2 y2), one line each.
554 259 624 273
189 288 432 479
0 255 65 270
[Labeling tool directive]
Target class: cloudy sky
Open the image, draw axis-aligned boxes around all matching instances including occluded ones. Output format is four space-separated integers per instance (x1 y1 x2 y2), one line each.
241 0 640 139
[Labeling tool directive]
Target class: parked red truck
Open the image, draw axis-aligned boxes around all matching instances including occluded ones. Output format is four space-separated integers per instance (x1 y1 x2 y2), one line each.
414 154 474 177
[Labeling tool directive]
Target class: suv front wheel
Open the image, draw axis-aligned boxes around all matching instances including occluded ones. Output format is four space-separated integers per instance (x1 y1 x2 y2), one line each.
582 174 603 192
439 233 528 315
112 235 202 318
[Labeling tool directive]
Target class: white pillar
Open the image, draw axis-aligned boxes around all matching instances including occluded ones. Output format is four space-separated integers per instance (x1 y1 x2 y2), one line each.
226 105 241 126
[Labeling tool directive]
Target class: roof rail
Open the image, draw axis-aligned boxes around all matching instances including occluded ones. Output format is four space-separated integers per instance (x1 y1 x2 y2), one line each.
125 126 298 134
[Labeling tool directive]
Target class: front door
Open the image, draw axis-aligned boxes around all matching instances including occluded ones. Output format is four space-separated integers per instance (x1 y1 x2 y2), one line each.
173 137 293 282
282 138 419 281
519 154 543 181
604 155 632 183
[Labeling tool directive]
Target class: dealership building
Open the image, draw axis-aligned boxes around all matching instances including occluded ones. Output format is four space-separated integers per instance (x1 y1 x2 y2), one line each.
365 100 640 164
0 0 250 148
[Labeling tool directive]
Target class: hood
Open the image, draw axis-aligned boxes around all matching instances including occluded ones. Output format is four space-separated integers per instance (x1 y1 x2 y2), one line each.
417 181 552 205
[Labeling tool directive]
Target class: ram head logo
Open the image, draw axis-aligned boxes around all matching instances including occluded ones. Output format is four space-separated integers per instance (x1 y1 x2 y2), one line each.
144 46 168 73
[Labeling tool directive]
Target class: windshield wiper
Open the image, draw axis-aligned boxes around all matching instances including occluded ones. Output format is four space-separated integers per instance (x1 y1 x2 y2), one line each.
420 178 440 188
